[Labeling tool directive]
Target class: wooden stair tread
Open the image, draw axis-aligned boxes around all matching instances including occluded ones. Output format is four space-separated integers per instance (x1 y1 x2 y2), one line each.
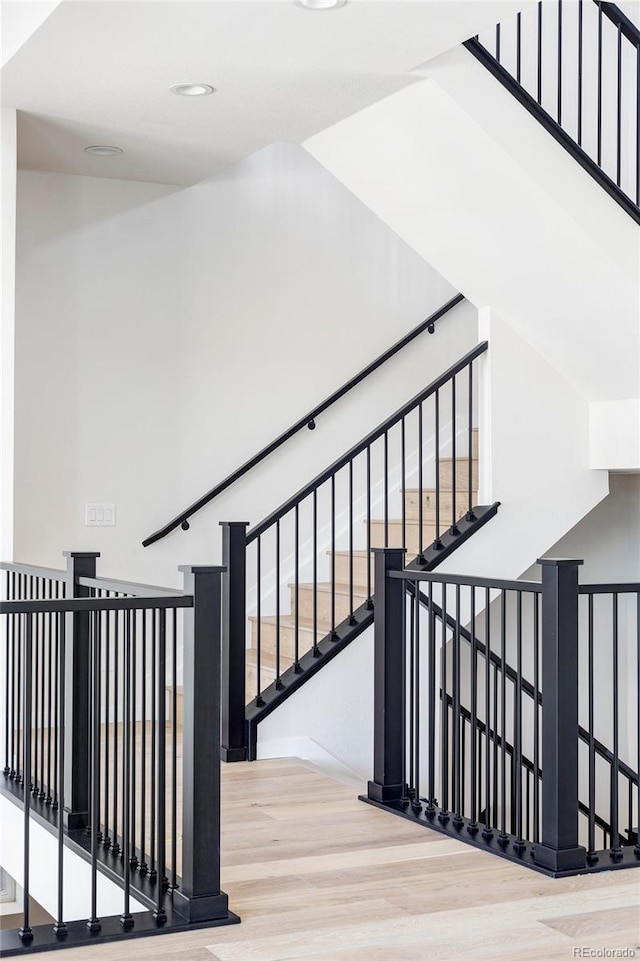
249 613 332 632
288 580 368 598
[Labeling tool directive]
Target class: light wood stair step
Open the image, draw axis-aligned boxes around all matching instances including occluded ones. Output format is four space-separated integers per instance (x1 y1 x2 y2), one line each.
403 487 478 523
436 456 478 491
332 550 374 591
370 518 456 555
289 580 369 623
249 613 330 662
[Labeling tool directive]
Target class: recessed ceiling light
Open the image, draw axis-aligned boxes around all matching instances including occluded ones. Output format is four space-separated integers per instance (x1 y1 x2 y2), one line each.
294 0 346 8
84 145 123 157
170 83 216 97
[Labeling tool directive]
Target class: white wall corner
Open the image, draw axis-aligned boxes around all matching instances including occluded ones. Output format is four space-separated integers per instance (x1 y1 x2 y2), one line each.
1 108 17 561
589 398 640 471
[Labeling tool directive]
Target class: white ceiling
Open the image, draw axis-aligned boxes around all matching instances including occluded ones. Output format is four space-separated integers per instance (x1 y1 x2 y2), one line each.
1 0 524 186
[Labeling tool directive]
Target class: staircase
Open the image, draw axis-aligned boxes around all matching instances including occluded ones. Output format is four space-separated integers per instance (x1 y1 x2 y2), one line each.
247 436 479 697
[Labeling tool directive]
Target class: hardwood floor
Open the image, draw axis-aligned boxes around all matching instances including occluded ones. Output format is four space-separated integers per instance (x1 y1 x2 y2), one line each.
44 758 640 961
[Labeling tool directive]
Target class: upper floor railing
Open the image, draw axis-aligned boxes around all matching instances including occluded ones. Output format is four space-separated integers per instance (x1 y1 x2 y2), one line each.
142 293 465 547
466 1 640 223
0 553 238 956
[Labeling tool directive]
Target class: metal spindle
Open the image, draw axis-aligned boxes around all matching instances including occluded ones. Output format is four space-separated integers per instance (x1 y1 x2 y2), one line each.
149 612 157 880
87 611 101 932
103 608 111 847
617 23 623 187
256 537 263 703
413 581 421 813
439 586 449 821
483 587 492 838
408 588 415 801
636 592 640 856
112 609 120 856
20 615 33 943
427 580 436 814
348 460 355 624
4 573 11 775
611 593 621 859
366 446 372 606
46 596 53 803
154 609 167 921
418 404 424 558
469 586 478 832
467 363 474 521
130 612 138 870
121 611 133 929
294 504 300 670
54 614 66 937
538 1 543 105
598 1 603 166
452 585 462 824
587 594 596 859
401 418 406 553
557 0 563 124
276 518 282 680
330 477 336 640
451 376 458 535
139 610 148 874
499 591 507 843
516 12 522 83
533 593 540 844
514 593 524 849
578 0 583 145
434 391 442 550
383 432 389 547
313 490 319 657
496 22 501 62
637 47 640 205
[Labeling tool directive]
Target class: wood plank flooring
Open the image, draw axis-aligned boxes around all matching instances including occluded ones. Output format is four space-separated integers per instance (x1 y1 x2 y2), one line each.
40 758 640 961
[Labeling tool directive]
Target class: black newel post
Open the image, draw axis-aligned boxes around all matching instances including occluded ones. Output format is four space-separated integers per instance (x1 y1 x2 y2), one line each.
173 565 233 923
534 557 586 874
220 522 249 762
63 550 99 830
367 547 407 804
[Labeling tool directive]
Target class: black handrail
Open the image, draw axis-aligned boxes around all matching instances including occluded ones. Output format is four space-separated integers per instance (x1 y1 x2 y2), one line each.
246 340 488 543
600 1 640 46
142 293 465 547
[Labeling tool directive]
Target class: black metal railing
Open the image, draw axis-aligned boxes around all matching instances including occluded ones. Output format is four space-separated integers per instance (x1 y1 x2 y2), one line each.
0 554 237 956
142 293 465 547
466 1 640 223
219 343 500 761
365 551 639 876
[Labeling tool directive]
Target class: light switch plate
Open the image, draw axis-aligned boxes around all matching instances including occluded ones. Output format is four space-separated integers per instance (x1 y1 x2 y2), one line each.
85 503 116 527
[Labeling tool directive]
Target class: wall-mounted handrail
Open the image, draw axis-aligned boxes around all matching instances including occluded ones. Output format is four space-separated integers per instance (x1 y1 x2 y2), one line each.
142 293 465 547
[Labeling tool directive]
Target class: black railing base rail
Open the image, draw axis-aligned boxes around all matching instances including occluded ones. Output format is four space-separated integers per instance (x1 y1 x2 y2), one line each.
0 908 241 958
360 794 640 879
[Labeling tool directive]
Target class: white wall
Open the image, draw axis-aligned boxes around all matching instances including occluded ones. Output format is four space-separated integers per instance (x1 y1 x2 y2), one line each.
305 75 639 405
590 399 640 470
1 108 17 562
14 144 475 586
0 794 147 921
0 1 62 67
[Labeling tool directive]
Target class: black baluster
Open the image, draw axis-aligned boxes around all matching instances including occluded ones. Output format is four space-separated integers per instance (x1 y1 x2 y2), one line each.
452 585 462 826
469 586 478 834
256 537 264 703
533 592 540 845
516 12 522 83
19 615 33 943
418 404 424 559
408 588 415 803
482 587 492 839
537 1 543 105
330 478 337 640
467 363 475 521
276 519 283 682
635 592 640 857
439 585 449 822
46 593 53 803
412 580 421 814
294 505 301 671
4 573 11 776
54 613 67 937
557 0 563 124
171 609 177 885
597 1 603 166
514 592 525 851
112 608 120 856
33 578 40 797
103 606 110 848
499 591 508 844
130 612 138 869
611 593 621 860
496 22 501 62
617 23 622 187
348 460 355 625
426 580 436 816
400 417 406 554
16 576 23 785
139 611 148 874
312 490 320 658
121 611 133 929
366 446 372 607
154 609 167 922
86 612 101 933
587 594 596 860
383 432 389 548
451 377 459 535
149 611 157 880
636 47 640 206
578 0 583 146
52 581 59 808
434 391 443 550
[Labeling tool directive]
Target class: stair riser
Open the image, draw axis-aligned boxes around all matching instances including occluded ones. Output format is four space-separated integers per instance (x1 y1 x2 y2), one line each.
333 553 374 591
290 584 368 624
437 458 478 491
246 663 280 702
404 489 478 523
370 520 451 555
250 619 320 661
